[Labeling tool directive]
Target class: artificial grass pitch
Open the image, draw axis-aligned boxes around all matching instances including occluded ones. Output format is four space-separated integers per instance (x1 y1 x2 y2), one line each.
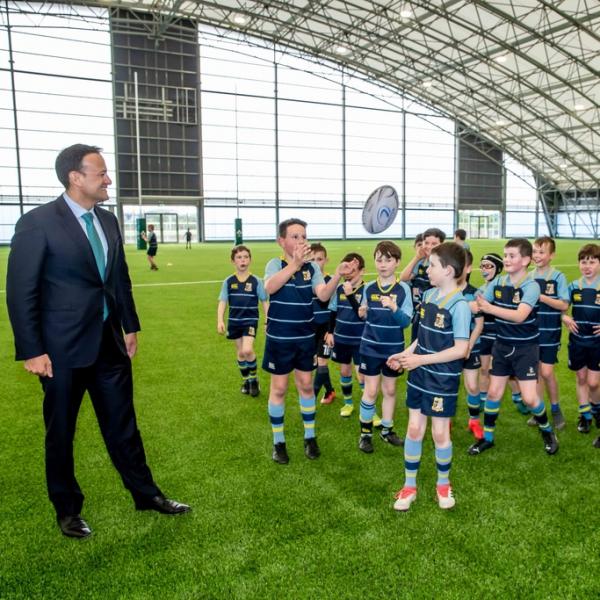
0 239 599 599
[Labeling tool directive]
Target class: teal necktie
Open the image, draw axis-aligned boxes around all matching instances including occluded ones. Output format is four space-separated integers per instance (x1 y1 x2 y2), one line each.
82 212 109 320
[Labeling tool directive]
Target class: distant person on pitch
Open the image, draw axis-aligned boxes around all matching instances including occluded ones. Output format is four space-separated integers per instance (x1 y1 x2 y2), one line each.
6 144 190 539
142 224 159 270
185 228 192 249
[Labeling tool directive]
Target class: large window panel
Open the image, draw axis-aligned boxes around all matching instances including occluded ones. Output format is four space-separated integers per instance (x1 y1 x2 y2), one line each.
279 208 343 239
505 155 537 210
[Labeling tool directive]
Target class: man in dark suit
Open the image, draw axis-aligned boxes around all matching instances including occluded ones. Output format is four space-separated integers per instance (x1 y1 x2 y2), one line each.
6 144 190 538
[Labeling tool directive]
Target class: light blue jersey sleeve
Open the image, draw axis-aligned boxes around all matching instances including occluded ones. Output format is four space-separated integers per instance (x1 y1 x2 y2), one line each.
264 257 282 280
328 287 339 311
481 276 499 302
521 278 541 307
411 259 425 276
218 278 229 302
451 299 472 339
309 261 326 291
556 272 569 302
394 281 413 323
361 281 375 307
256 278 268 301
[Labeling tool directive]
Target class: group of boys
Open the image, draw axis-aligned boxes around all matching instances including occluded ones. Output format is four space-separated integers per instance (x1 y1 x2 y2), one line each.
217 219 600 512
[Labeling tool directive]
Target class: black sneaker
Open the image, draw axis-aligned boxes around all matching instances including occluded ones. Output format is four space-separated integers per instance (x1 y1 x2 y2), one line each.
577 415 591 434
358 434 374 454
593 436 600 449
552 409 566 431
468 439 495 455
593 408 600 428
304 437 321 460
248 380 260 397
272 442 289 464
241 380 250 395
541 430 559 455
379 429 404 447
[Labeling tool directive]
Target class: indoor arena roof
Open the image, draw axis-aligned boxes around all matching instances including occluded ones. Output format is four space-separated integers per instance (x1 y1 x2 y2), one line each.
65 1 600 190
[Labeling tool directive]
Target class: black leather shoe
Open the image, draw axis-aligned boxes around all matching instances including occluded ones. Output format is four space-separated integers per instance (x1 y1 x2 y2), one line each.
304 437 321 460
468 439 495 455
272 442 289 464
57 514 92 538
135 495 191 514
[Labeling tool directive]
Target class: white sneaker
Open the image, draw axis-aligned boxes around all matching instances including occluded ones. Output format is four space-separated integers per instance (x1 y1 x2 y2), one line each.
393 487 417 511
436 484 456 509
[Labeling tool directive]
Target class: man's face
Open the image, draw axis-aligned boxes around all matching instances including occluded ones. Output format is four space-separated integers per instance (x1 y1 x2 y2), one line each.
72 153 111 204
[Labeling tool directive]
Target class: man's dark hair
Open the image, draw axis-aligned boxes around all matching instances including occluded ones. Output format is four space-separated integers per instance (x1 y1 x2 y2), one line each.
231 244 251 260
505 238 533 258
454 228 467 241
374 240 401 261
342 252 365 270
278 218 307 238
55 144 102 189
431 242 466 279
423 227 446 243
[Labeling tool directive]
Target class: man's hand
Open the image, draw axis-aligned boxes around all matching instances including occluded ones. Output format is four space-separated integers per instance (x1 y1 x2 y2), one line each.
24 354 53 378
124 332 138 358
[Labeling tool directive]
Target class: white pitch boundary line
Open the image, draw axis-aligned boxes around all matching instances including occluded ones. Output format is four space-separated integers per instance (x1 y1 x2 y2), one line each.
0 265 583 294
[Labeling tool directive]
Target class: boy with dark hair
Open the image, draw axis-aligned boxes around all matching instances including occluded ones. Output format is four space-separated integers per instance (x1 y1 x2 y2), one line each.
310 243 336 404
263 219 355 464
326 253 366 417
217 245 269 397
469 238 559 456
453 228 470 250
528 236 569 430
389 242 471 511
460 250 485 440
401 227 446 340
357 241 413 453
562 243 600 446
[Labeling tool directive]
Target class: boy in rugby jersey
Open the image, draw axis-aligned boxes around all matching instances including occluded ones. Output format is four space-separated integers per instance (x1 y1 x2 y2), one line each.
400 227 446 341
469 238 559 456
389 242 470 511
310 243 335 405
459 250 485 440
357 241 413 454
527 237 569 430
562 243 600 446
217 245 269 397
477 253 503 412
263 219 356 464
325 253 366 417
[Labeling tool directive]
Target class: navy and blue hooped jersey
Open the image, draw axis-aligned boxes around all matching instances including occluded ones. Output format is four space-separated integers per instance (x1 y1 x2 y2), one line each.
407 288 471 399
411 259 431 307
359 278 412 359
312 274 331 325
218 273 267 327
328 281 366 347
533 268 569 350
478 281 497 345
462 282 483 356
481 274 540 346
264 258 324 342
568 277 600 348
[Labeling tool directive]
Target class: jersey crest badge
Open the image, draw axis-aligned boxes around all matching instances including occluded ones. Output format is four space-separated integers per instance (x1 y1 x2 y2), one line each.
355 294 362 303
248 326 255 336
432 397 444 412
545 282 555 295
420 307 425 319
513 291 521 303
495 290 502 299
303 270 311 281
245 282 253 292
231 283 238 289
371 293 381 302
434 312 445 328
595 293 600 305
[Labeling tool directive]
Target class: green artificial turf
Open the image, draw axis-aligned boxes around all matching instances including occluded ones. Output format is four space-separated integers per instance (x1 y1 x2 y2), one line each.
1 239 599 599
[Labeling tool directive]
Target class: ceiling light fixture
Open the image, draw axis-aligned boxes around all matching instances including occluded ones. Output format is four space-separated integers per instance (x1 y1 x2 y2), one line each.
573 103 586 111
232 14 248 25
334 45 350 56
494 119 506 126
422 80 433 88
495 54 508 63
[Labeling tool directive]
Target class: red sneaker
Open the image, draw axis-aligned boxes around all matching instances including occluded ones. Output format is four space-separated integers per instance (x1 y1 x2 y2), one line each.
436 484 455 509
468 419 484 440
321 390 336 405
393 486 417 511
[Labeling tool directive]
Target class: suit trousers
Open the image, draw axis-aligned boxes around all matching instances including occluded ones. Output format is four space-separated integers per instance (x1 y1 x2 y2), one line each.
40 322 161 517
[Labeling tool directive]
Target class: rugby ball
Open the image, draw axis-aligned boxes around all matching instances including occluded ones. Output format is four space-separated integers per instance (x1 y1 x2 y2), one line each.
362 185 399 234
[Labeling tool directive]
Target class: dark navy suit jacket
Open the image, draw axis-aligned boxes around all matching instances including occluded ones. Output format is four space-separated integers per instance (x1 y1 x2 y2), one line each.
6 195 140 368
